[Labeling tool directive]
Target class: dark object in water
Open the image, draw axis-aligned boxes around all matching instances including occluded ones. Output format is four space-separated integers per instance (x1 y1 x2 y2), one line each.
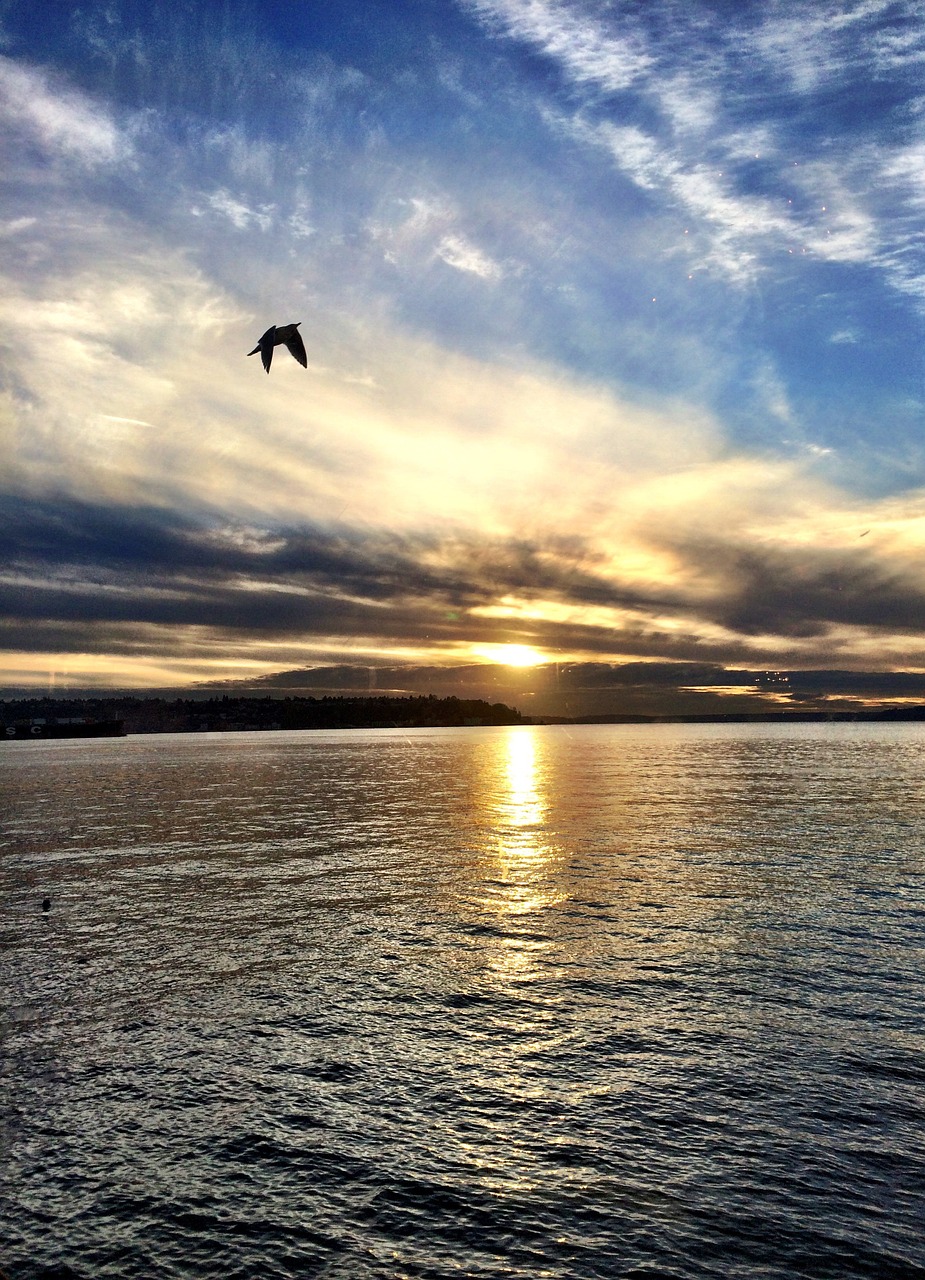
247 322 308 373
2 719 125 740
42 897 51 912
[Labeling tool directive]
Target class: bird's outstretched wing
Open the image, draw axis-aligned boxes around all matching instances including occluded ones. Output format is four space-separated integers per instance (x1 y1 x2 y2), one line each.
247 326 277 373
284 327 308 368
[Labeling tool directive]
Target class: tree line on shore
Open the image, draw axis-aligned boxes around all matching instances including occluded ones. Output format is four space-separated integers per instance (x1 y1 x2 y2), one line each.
0 694 525 734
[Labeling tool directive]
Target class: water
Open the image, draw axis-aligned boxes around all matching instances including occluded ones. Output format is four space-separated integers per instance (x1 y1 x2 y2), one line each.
1 722 924 1279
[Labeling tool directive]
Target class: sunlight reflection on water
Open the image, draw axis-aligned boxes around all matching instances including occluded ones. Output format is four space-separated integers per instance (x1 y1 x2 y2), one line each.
476 727 568 986
2 724 925 1279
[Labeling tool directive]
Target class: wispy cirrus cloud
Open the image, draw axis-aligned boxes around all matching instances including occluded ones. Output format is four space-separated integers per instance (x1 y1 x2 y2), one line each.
465 0 651 93
468 0 925 308
562 115 794 283
199 188 276 233
0 54 129 164
752 0 912 90
436 232 503 279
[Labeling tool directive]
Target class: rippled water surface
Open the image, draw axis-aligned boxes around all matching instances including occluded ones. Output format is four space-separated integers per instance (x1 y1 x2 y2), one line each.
2 723 925 1279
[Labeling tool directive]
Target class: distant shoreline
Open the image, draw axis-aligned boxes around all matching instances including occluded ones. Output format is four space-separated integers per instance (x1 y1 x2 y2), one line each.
0 694 524 736
556 708 925 724
3 693 925 736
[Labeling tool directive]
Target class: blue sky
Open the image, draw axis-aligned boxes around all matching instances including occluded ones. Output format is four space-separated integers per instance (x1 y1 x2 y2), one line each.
3 0 925 710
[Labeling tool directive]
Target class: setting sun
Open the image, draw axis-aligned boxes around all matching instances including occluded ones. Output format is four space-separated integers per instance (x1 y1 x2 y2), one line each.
473 644 548 667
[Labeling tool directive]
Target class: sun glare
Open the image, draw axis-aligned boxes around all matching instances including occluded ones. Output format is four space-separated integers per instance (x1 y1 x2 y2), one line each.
474 643 547 667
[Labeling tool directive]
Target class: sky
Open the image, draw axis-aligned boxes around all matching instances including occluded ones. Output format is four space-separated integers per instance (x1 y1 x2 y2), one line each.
3 0 925 716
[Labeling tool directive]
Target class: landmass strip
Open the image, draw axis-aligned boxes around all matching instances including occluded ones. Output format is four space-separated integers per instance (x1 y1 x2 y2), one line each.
4 694 925 739
0 695 524 737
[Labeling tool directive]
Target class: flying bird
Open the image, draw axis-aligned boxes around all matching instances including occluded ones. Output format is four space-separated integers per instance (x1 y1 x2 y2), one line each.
247 323 308 373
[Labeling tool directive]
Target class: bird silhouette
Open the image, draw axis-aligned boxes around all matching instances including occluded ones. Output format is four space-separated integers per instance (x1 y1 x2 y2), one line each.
247 323 308 373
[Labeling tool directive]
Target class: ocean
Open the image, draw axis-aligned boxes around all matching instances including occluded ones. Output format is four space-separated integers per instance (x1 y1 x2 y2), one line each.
1 723 924 1279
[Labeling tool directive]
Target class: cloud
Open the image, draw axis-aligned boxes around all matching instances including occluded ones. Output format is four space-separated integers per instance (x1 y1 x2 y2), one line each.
564 116 793 283
4 441 925 689
466 0 652 93
201 189 275 233
467 0 925 313
0 215 36 237
751 360 795 426
181 657 925 721
0 144 730 538
0 54 129 164
666 535 925 638
436 233 503 279
3 1 925 693
752 0 902 92
369 197 504 284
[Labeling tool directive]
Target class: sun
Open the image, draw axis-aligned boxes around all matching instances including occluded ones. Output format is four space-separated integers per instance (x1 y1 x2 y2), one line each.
473 643 548 668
